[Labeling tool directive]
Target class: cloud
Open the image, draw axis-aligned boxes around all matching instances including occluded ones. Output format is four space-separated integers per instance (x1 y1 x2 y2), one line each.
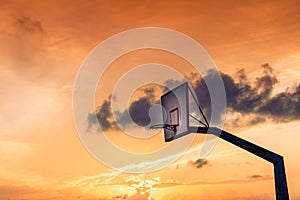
87 87 160 131
248 174 263 179
16 16 44 33
187 158 209 169
191 63 300 126
87 96 117 131
232 64 299 121
257 83 300 120
226 63 278 113
128 97 153 126
89 63 300 131
1 14 50 78
119 87 160 127
69 171 271 200
191 64 278 116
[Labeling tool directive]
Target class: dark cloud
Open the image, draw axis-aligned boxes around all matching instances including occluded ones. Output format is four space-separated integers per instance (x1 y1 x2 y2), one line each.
89 64 300 131
128 97 152 126
87 96 117 131
123 87 159 127
191 63 300 125
229 64 299 121
16 16 44 33
228 63 278 113
191 64 278 115
120 87 160 127
248 174 263 179
187 158 209 169
257 83 300 120
87 87 160 131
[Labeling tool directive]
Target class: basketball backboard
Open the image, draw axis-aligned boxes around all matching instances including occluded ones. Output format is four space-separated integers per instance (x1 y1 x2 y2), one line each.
156 82 209 142
161 82 189 142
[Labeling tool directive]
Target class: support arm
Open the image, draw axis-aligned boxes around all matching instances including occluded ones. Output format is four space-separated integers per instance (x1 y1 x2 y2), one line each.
189 127 289 200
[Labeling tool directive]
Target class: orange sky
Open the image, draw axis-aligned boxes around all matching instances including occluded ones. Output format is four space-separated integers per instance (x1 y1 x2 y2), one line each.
0 0 300 199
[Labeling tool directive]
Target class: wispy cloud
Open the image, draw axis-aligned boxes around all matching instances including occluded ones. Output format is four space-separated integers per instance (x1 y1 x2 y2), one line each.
153 174 272 188
67 171 271 195
68 144 242 190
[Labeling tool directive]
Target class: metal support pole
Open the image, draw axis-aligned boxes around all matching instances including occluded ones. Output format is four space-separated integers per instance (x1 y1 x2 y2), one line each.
189 127 289 200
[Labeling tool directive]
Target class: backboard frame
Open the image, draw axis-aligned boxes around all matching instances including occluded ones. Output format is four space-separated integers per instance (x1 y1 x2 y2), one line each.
161 82 189 142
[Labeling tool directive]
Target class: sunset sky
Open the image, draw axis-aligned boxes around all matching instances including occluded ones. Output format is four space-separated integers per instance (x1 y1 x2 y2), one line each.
1 0 300 199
